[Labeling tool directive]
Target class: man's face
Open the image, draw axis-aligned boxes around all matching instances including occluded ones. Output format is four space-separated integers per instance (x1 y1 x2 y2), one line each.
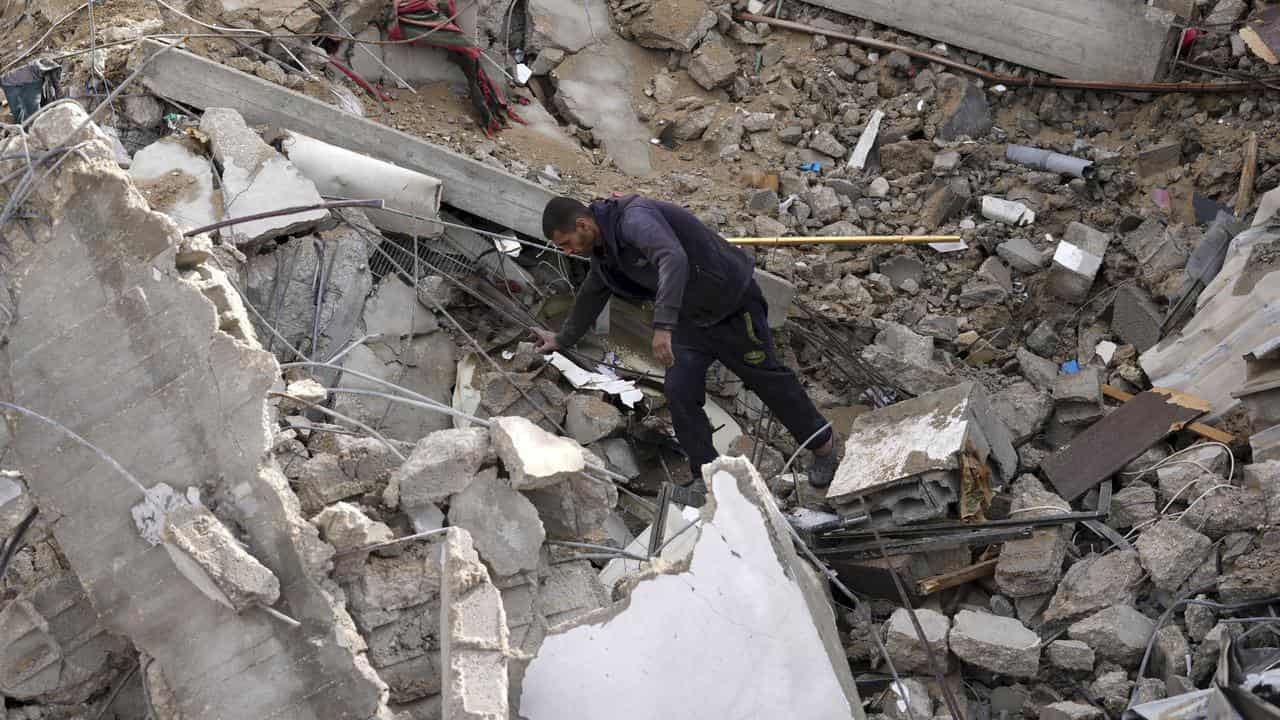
549 217 596 256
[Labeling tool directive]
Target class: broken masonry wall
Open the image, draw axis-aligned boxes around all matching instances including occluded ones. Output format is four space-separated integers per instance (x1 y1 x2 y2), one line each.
0 103 392 720
518 456 865 720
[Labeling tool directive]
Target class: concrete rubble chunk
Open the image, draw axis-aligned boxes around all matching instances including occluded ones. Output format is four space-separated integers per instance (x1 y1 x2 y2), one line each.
519 457 863 718
1040 701 1104 720
522 461 619 541
989 381 1053 444
624 0 717 51
161 503 282 612
827 382 1017 524
448 468 546 577
1048 222 1111 304
689 32 739 90
311 501 394 554
2 100 388 718
440 527 513 720
0 572 130 705
128 135 219 233
1018 348 1059 391
199 107 328 247
884 607 950 673
564 394 624 446
1151 624 1190 686
1068 605 1156 667
1112 285 1163 354
333 328 458 443
1046 640 1095 673
883 677 932 720
491 416 587 490
1043 551 1143 623
998 237 1047 273
948 609 1041 678
294 436 398 515
1135 519 1214 593
525 0 609 53
1109 483 1157 530
363 275 440 339
935 74 993 140
388 427 494 510
995 476 1071 597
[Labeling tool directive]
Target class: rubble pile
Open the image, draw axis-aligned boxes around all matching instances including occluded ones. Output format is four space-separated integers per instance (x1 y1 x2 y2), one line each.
5 0 1280 717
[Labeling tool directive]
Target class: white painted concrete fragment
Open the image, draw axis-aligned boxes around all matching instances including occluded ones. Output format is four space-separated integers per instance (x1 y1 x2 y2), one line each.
519 458 863 720
1053 241 1103 278
982 196 1036 226
128 136 219 232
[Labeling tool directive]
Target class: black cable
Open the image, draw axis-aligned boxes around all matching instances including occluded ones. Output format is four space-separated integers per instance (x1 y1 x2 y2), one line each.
0 506 38 584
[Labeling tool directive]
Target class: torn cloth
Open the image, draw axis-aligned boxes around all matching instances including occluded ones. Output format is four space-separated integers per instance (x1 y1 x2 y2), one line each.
388 0 524 135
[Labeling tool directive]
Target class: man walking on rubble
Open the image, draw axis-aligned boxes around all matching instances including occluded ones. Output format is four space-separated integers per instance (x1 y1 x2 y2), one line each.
531 195 840 494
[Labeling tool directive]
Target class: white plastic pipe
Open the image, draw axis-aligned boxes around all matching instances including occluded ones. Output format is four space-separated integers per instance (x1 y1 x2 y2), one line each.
981 196 1036 226
281 131 443 237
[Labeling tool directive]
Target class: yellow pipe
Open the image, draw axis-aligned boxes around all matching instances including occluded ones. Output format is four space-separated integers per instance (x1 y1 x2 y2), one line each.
726 235 962 246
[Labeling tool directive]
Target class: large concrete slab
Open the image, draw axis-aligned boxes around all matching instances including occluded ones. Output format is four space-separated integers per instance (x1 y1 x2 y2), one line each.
797 0 1177 82
139 39 555 238
551 38 654 176
519 457 864 719
0 102 389 720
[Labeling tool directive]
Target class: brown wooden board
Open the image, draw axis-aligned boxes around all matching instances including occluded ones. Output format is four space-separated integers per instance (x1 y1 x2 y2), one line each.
1043 390 1207 502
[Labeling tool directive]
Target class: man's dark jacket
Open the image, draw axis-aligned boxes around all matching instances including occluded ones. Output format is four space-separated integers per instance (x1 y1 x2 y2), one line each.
554 195 755 347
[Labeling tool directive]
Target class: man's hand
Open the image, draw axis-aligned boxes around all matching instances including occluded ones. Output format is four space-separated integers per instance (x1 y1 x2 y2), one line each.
652 329 675 368
530 327 560 353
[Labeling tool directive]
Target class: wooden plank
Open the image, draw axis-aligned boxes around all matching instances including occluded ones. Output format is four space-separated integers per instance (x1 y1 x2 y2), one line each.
137 40 555 239
1237 132 1260 216
916 558 997 595
1043 390 1207 502
1102 384 1236 445
797 0 1178 82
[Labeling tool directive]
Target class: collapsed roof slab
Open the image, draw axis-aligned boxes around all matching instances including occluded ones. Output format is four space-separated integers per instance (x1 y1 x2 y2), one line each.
137 39 555 239
518 456 865 720
826 381 1017 508
0 102 391 720
796 0 1178 83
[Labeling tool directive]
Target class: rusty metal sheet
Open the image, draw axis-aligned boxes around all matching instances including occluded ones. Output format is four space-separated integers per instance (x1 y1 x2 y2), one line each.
1043 390 1208 502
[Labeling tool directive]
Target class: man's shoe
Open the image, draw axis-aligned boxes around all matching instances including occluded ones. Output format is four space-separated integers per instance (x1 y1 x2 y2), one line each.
670 477 707 508
808 443 840 488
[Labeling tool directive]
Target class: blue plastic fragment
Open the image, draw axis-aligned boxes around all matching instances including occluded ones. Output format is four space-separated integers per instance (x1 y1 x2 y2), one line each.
1061 360 1080 374
799 161 823 172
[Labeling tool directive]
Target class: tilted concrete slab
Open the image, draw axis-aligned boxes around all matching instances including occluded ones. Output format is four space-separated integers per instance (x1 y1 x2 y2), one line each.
519 457 864 720
0 102 391 720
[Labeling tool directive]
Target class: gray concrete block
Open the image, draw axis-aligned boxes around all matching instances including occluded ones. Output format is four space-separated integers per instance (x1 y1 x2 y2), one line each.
884 607 950 673
1046 640 1095 672
440 527 512 720
1135 519 1213 593
389 428 494 510
448 468 545 577
949 609 1040 678
1068 605 1156 667
1043 551 1143 623
1113 285 1163 353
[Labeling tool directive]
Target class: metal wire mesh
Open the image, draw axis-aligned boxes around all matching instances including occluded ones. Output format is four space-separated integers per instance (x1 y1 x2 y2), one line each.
368 231 479 284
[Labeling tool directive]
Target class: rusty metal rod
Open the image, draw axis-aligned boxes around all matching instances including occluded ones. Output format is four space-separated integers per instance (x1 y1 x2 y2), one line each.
182 199 383 237
738 13 1272 94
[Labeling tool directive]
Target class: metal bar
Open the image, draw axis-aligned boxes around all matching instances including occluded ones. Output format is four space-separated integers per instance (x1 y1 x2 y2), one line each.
814 526 1034 559
182 198 383 237
727 235 960 246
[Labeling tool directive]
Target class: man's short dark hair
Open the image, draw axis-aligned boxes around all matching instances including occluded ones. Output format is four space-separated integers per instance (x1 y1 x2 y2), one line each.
542 197 590 239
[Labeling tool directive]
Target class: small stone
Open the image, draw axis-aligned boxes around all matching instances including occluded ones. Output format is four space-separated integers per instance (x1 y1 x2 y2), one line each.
810 130 848 159
778 126 804 144
748 188 780 212
867 177 891 198
1185 598 1216 642
1017 348 1059 390
311 501 394 553
998 237 1047 273
1135 519 1214 593
1047 640 1095 673
933 150 961 171
1040 701 1103 720
1108 484 1157 530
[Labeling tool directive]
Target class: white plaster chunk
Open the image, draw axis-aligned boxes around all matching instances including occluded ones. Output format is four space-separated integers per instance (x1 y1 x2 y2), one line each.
491 416 586 490
519 457 862 719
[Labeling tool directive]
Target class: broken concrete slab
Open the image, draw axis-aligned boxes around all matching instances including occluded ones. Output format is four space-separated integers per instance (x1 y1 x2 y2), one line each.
1068 605 1156 667
199 107 329 247
362 275 440 340
551 39 653 176
1043 551 1143 623
519 457 863 719
1 101 390 718
948 609 1040 678
440 527 513 720
332 331 458 443
294 435 399 515
884 607 949 673
491 416 587 490
689 32 739 90
620 0 717 51
525 0 610 53
1135 519 1214 593
447 468 546 578
161 503 281 612
128 135 219 233
995 476 1071 597
387 427 493 511
243 211 375 363
827 382 1017 522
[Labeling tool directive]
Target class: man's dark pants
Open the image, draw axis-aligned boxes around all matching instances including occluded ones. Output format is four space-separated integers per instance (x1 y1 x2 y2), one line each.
664 281 832 477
